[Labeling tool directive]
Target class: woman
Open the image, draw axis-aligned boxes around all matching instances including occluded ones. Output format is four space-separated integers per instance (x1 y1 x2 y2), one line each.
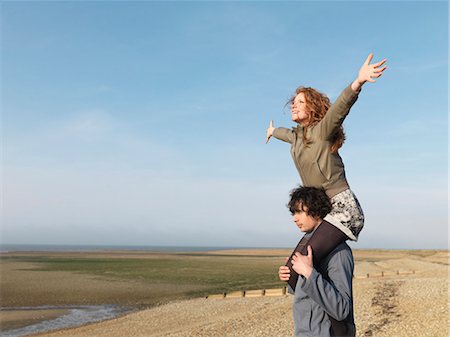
266 53 387 263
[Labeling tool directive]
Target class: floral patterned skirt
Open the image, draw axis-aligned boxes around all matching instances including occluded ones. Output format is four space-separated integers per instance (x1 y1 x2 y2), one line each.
324 188 364 241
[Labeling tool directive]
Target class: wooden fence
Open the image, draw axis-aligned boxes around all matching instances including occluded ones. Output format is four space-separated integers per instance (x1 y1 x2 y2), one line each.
206 287 287 299
206 270 417 299
353 270 416 279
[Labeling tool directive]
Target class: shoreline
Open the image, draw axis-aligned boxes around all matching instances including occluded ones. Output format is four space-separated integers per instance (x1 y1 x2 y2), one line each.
1 306 133 337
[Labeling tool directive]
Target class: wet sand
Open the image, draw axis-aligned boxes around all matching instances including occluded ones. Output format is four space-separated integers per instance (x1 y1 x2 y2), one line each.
1 309 70 331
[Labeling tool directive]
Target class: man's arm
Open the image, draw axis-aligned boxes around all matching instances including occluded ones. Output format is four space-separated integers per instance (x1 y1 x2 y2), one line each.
293 245 354 321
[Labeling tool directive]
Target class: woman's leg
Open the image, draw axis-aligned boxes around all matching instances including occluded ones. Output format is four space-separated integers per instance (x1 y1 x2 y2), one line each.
299 220 348 265
285 220 347 291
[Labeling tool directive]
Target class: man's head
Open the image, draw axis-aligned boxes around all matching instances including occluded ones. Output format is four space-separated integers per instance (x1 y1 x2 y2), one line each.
287 186 332 233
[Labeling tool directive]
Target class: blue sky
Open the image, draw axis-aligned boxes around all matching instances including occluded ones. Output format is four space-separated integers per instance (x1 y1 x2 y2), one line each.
2 1 448 249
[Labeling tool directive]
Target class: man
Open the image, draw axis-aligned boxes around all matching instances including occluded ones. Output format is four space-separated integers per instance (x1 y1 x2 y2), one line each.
279 186 355 337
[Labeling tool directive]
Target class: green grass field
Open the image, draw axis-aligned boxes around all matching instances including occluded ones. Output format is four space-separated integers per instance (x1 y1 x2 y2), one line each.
1 252 286 308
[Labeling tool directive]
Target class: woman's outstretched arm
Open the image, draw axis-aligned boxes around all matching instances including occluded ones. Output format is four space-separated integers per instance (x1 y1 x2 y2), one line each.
318 53 387 138
266 120 275 143
351 53 387 92
266 120 296 144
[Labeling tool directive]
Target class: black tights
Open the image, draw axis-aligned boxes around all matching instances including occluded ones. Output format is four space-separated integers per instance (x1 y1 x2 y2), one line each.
301 219 348 265
286 220 348 291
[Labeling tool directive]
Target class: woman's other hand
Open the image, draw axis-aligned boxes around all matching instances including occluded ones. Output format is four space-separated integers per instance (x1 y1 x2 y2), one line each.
266 120 275 143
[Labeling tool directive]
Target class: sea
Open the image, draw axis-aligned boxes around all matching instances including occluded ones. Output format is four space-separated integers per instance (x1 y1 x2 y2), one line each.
0 243 271 253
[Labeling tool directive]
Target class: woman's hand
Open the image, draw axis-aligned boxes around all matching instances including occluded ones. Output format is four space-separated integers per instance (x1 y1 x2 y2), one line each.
266 120 275 143
351 53 387 91
279 265 291 281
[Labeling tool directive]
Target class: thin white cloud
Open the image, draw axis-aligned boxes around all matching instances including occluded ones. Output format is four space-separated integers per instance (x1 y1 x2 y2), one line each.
4 107 180 172
62 109 116 141
387 117 447 137
396 61 447 73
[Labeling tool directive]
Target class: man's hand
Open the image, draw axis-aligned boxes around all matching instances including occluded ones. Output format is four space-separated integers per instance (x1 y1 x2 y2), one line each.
291 245 314 279
278 265 291 281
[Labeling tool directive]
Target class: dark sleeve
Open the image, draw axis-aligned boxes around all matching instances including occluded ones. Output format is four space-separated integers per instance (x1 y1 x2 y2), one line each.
299 246 354 321
318 84 361 140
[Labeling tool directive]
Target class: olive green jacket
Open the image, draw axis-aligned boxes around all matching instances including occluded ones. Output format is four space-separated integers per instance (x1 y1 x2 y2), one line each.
273 84 360 198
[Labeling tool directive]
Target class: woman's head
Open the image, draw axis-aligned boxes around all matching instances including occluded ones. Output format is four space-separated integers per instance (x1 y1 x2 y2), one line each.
290 87 330 126
290 86 345 153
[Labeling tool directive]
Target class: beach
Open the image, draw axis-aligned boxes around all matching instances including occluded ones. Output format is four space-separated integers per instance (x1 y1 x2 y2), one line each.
1 249 448 337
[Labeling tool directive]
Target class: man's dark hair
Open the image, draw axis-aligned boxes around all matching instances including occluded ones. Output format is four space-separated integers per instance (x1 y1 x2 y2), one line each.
288 186 332 218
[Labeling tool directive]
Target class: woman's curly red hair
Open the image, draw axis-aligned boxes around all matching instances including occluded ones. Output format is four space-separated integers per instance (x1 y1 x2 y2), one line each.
292 87 345 153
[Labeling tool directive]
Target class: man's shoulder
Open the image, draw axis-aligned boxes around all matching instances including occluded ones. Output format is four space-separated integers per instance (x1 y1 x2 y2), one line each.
324 242 353 265
332 241 352 254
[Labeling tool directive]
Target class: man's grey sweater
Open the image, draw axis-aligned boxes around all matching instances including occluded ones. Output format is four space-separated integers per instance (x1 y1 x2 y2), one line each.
290 241 355 337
